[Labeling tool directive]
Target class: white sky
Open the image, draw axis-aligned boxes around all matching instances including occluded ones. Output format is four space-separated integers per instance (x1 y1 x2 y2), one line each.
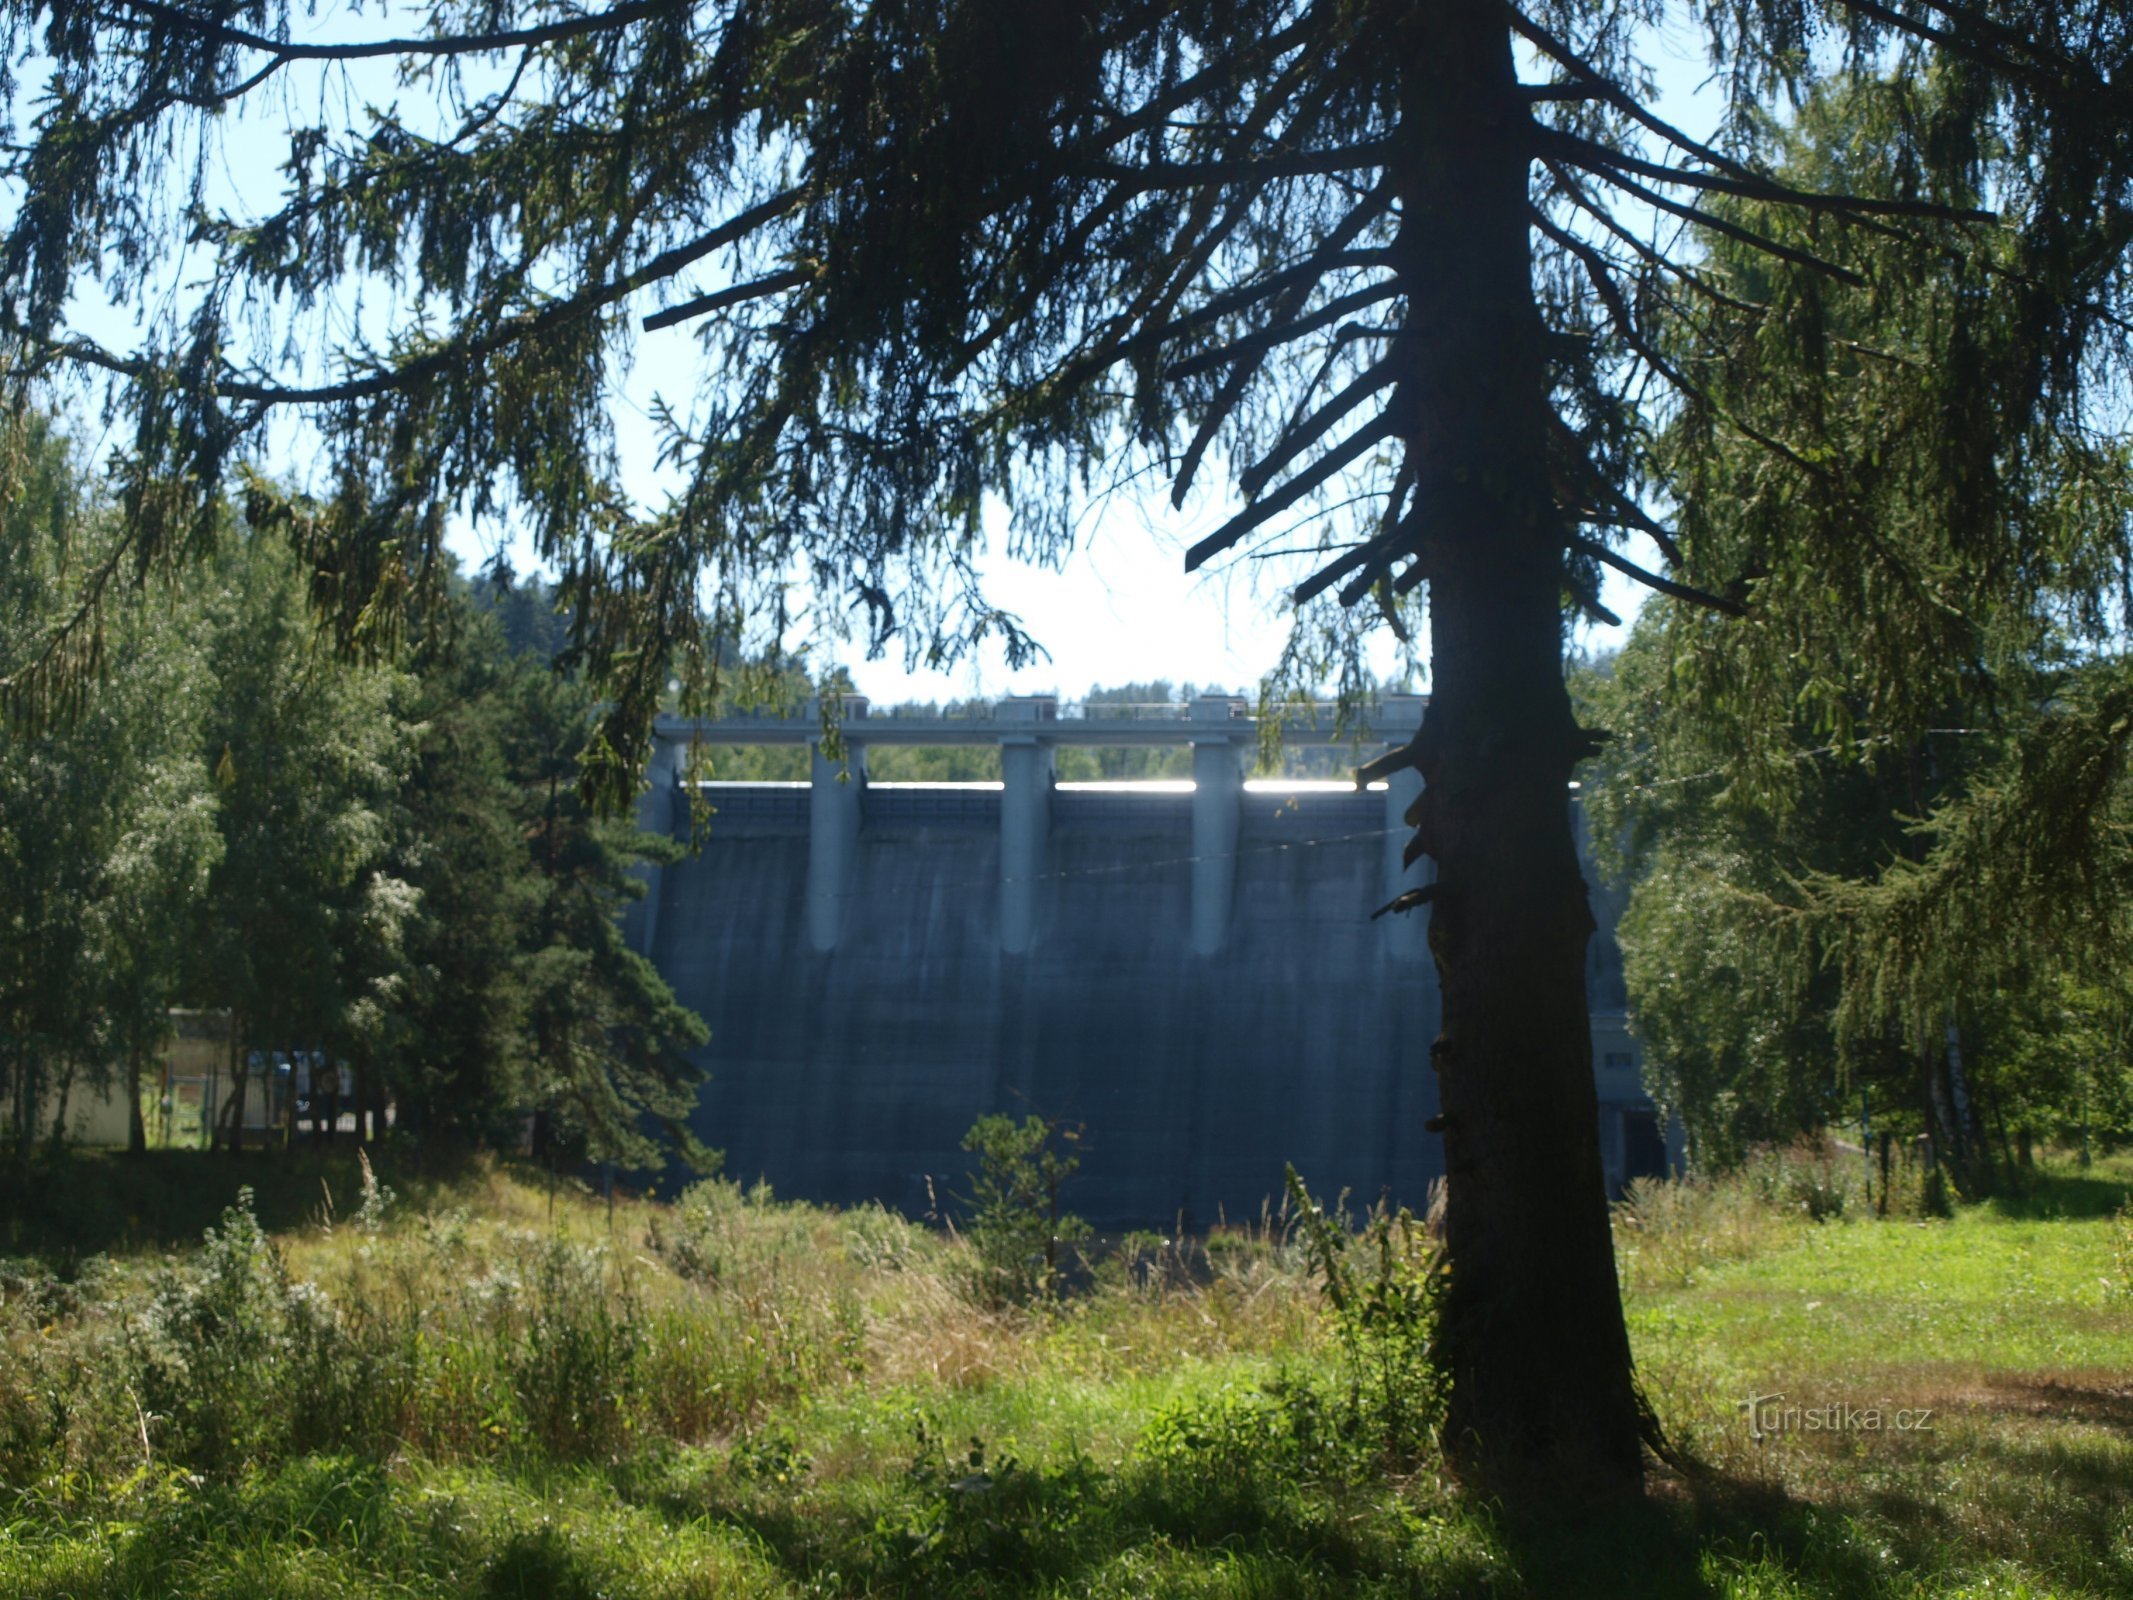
26 6 1727 705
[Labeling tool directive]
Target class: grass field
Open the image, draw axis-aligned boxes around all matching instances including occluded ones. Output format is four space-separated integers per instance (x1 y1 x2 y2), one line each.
0 1145 2127 1598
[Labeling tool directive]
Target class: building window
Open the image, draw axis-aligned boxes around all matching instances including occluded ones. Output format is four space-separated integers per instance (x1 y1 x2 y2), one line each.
1603 1051 1634 1075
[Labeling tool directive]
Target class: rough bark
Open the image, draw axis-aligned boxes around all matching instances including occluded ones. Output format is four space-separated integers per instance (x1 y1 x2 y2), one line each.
1392 2 1645 1495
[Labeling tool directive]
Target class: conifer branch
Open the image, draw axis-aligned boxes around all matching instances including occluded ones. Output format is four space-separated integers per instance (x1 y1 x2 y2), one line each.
1166 282 1402 383
1239 361 1398 497
22 188 805 402
1561 163 1871 287
1164 249 1396 342
1506 9 1803 190
101 0 681 64
1184 411 1396 571
642 267 811 332
1533 199 1835 480
1567 535 1744 615
1545 165 1771 320
1168 183 1395 506
1536 128 1993 224
1293 460 1413 605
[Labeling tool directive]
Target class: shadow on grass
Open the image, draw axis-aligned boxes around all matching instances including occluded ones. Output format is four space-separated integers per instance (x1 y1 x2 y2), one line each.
623 1439 2015 1599
1978 1167 2132 1221
11 1439 2124 1600
0 1142 489 1266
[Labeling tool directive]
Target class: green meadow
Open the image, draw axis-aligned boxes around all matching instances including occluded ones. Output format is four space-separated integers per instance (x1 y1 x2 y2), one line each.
1 1147 2128 1599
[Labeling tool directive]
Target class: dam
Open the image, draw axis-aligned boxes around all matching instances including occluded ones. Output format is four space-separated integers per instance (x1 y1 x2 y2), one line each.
629 695 1669 1228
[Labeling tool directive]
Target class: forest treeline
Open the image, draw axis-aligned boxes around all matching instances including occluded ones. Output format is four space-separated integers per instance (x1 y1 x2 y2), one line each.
0 420 708 1170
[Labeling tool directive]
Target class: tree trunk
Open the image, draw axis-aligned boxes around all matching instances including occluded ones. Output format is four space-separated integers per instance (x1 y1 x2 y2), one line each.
1923 1040 1983 1198
126 1041 147 1156
1388 3 1644 1495
47 1058 73 1150
223 1016 248 1157
15 1045 41 1160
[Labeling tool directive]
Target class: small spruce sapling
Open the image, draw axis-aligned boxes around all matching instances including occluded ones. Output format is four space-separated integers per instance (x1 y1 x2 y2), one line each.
957 1114 1090 1306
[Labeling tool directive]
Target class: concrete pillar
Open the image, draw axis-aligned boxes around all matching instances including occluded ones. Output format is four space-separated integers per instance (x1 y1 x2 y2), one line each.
808 707 867 954
624 733 684 958
1190 696 1246 956
997 698 1055 955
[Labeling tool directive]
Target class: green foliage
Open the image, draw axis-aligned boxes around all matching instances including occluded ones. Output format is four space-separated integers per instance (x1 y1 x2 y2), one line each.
0 453 714 1169
1282 1166 1442 1472
0 1154 2130 1597
508 1239 645 1461
0 420 222 1153
122 1188 373 1474
187 531 417 1144
508 658 712 1174
1583 71 2133 1180
955 1114 1091 1307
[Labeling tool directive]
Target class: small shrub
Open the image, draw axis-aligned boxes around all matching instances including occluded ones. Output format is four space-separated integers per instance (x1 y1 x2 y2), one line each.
1136 1368 1358 1482
956 1114 1091 1307
650 1176 821 1284
1785 1162 1851 1222
125 1190 299 1473
1283 1165 1443 1471
731 1422 812 1486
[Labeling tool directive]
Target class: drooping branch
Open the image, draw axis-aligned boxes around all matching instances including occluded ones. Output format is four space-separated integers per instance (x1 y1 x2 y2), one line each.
100 0 684 65
1295 530 1391 605
1826 0 2057 84
1162 247 1396 344
1536 127 1994 225
1165 280 1402 382
1540 412 1684 568
20 186 806 403
1168 182 1395 506
1532 198 1836 480
1184 411 1396 570
1239 360 1398 496
642 267 811 331
1567 163 1870 287
1295 455 1414 603
1074 11 1336 162
1545 162 1772 320
1567 534 1745 615
1506 9 1820 197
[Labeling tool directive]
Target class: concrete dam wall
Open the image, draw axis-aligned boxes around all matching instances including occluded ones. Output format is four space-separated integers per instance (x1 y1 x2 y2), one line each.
634 700 1659 1229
